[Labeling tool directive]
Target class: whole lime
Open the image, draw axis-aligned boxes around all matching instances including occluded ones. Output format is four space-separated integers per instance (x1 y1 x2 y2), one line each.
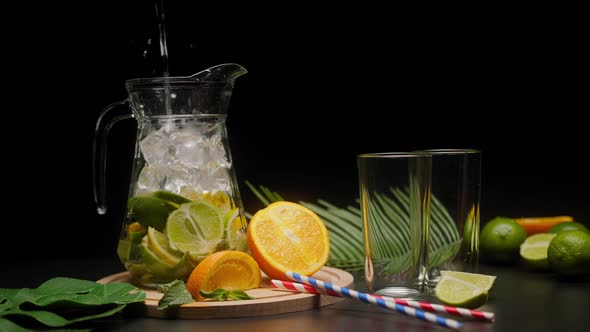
480 217 528 262
548 222 589 234
547 230 590 276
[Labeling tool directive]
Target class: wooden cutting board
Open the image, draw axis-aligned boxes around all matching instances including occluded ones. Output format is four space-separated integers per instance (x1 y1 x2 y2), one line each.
97 266 354 319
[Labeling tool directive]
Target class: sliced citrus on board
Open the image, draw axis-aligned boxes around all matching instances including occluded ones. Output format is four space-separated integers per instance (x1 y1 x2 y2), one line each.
186 250 261 300
247 201 330 280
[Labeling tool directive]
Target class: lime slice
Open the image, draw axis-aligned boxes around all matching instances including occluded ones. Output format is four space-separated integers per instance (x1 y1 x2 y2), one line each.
440 271 496 292
139 236 176 275
520 233 557 269
151 190 191 206
166 200 225 256
128 196 177 231
434 274 488 308
147 227 182 265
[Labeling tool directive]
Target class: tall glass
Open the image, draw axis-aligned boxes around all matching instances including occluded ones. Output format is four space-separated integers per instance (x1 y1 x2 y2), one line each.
358 152 432 299
419 149 481 287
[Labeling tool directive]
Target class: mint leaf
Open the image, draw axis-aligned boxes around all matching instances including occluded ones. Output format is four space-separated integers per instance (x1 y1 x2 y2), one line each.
228 290 255 300
199 289 254 301
200 289 229 301
157 280 194 310
0 277 145 330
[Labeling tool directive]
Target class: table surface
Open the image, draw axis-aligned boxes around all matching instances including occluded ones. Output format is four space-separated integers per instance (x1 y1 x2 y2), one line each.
2 258 589 332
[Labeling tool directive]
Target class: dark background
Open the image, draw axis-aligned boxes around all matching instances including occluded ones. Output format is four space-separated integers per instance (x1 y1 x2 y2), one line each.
1 1 588 263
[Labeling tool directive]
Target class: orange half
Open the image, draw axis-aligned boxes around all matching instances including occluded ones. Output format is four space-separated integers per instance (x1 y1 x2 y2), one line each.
186 250 261 300
247 201 330 280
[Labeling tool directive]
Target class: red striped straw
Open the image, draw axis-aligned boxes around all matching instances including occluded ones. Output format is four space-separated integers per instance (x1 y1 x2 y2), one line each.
271 279 494 322
280 273 464 330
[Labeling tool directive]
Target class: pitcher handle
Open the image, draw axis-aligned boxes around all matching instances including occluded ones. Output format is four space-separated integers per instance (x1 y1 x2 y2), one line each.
93 100 133 215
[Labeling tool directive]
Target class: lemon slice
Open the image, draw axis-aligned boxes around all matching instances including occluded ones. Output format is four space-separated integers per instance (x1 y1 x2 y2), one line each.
147 227 183 265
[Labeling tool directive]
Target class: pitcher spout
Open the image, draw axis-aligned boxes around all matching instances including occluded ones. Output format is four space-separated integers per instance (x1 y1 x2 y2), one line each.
190 63 247 84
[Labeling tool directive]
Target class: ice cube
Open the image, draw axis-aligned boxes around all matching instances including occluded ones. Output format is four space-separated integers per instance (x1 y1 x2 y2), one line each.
139 129 175 166
170 128 210 167
162 164 197 194
137 165 166 192
209 133 231 168
209 164 231 193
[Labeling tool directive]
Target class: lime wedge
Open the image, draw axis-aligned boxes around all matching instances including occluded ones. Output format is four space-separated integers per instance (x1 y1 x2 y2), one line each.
151 190 191 206
166 200 225 256
520 233 557 269
128 196 177 231
434 274 488 308
440 271 496 292
147 227 183 265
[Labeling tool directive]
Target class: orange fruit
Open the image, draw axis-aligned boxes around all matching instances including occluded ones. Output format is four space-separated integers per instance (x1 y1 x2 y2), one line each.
247 201 330 280
186 250 261 300
515 216 573 235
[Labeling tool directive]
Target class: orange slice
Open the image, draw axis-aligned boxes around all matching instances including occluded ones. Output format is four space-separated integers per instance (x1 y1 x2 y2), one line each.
515 216 573 235
186 250 261 300
247 201 330 280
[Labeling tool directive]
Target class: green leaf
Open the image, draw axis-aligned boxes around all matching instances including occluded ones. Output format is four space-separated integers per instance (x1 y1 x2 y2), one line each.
199 288 254 301
200 289 229 301
0 277 145 329
0 318 31 332
227 290 255 301
156 280 195 310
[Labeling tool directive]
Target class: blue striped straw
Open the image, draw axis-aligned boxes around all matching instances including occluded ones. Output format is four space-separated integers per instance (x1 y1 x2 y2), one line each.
286 272 463 330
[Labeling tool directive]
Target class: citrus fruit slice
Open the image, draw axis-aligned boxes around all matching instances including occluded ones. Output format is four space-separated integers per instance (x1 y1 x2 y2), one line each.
434 274 488 309
515 216 573 235
548 222 589 234
166 200 225 256
439 271 496 292
186 250 261 300
519 233 557 269
147 227 183 265
227 213 248 252
547 230 590 276
128 196 177 231
247 201 330 280
151 190 192 206
480 217 527 262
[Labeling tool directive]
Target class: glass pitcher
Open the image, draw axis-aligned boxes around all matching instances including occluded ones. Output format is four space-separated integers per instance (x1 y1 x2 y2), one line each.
94 64 248 286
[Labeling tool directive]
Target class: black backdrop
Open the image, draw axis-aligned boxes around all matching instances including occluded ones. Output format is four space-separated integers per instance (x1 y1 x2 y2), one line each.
1 1 588 261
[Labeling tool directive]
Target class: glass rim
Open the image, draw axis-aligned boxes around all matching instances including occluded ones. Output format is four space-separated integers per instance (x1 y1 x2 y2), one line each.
415 148 480 155
357 152 431 159
125 77 233 88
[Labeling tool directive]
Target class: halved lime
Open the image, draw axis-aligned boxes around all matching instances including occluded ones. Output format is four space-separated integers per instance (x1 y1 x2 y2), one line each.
520 233 557 269
434 274 488 308
166 200 225 256
440 270 496 292
128 196 177 231
151 190 191 206
147 227 183 265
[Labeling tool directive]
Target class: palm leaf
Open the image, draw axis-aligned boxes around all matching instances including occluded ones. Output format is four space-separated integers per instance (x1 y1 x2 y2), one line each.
245 182 460 272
